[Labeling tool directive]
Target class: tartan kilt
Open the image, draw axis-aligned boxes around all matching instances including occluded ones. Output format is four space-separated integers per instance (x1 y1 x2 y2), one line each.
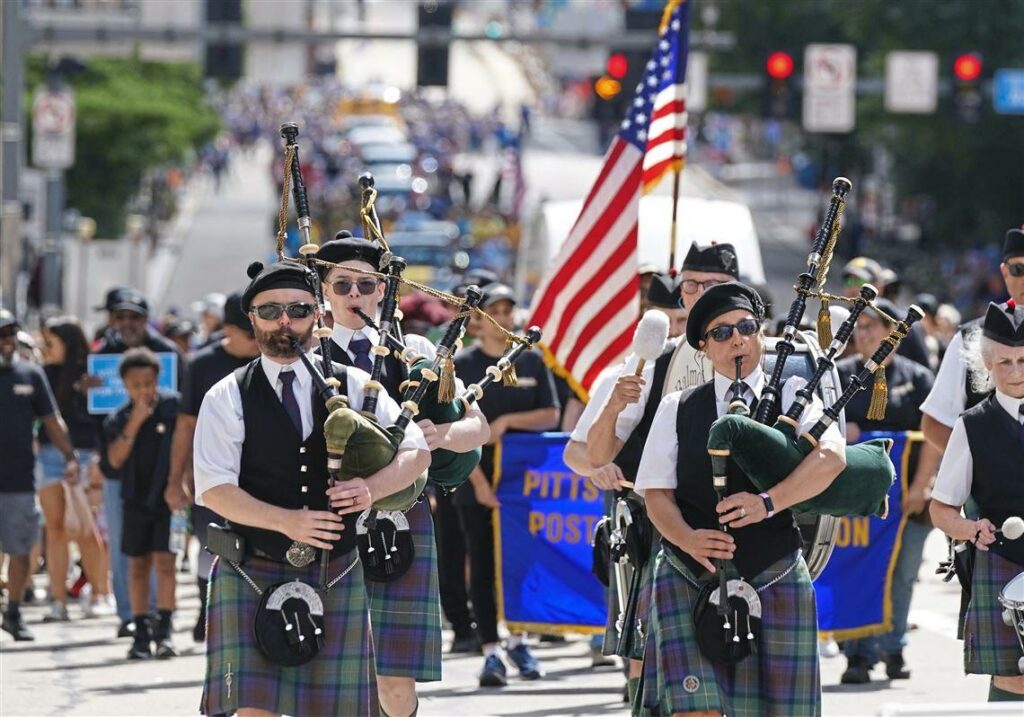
642 548 821 717
201 552 378 717
366 498 443 681
964 549 1024 676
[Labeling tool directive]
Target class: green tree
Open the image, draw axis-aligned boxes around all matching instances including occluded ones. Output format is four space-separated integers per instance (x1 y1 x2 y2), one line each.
27 56 220 237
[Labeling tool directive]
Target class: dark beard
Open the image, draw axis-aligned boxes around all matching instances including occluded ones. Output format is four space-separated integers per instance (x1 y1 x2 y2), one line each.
255 324 312 358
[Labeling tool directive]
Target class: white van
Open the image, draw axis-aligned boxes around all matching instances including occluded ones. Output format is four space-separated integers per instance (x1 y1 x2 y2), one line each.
518 194 765 300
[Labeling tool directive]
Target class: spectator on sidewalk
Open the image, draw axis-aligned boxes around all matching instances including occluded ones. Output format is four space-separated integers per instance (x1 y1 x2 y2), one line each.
0 309 80 642
104 348 180 659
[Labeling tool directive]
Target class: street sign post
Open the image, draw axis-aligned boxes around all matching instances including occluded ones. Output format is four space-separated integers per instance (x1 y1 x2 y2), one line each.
993 69 1024 115
31 87 75 170
884 51 938 114
802 43 857 133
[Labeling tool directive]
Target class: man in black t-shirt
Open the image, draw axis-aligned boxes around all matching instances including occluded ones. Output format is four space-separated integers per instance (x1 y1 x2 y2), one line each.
0 309 79 641
453 284 560 688
165 290 258 642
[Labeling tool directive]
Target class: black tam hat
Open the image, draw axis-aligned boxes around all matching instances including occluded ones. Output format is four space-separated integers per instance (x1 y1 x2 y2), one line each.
315 231 383 279
646 273 682 309
685 281 765 349
682 242 739 278
1003 226 1024 261
241 261 316 312
982 299 1024 347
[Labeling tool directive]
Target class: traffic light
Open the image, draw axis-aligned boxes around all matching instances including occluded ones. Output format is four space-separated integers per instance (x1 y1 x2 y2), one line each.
763 51 795 119
952 52 982 123
606 53 629 81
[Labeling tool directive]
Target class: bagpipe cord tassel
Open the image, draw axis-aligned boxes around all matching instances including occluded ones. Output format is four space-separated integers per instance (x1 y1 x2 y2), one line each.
501 337 518 386
817 298 833 347
867 366 889 421
438 355 457 403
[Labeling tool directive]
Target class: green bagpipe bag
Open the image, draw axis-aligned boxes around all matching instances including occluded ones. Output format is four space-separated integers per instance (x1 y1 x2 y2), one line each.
706 414 895 517
405 357 481 492
321 396 427 511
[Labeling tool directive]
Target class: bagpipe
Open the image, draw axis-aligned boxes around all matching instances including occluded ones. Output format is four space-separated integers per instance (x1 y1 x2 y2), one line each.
706 177 924 520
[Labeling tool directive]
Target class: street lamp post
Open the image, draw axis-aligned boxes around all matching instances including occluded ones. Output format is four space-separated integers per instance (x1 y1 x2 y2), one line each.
75 216 95 321
125 213 145 291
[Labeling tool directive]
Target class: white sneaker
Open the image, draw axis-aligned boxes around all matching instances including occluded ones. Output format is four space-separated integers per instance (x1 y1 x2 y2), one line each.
85 598 116 618
818 638 840 658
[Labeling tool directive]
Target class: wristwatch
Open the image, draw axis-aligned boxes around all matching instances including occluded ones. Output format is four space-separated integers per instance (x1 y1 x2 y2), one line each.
759 492 775 518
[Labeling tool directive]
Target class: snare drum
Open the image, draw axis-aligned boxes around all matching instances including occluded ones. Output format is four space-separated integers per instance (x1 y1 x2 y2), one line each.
663 331 844 580
997 571 1024 674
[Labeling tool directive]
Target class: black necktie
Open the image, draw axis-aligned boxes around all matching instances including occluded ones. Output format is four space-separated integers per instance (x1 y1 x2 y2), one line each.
349 335 374 373
1018 404 1023 447
279 371 303 435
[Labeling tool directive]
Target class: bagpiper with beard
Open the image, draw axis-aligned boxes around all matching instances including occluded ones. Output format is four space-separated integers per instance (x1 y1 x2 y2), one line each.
315 233 490 717
930 300 1024 703
193 261 431 717
635 282 846 717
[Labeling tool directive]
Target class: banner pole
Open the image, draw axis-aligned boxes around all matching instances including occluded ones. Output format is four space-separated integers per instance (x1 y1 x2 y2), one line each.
668 165 682 271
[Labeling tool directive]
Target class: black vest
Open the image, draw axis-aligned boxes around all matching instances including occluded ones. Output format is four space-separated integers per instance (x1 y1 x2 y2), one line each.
959 318 992 411
233 359 357 561
613 344 676 481
324 336 407 399
963 395 1024 567
669 382 801 579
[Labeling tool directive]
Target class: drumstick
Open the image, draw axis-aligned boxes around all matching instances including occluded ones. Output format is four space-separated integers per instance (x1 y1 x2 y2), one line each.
619 480 635 489
633 360 646 377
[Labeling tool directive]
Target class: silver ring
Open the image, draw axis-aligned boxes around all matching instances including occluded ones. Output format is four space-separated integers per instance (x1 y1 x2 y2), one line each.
739 508 747 518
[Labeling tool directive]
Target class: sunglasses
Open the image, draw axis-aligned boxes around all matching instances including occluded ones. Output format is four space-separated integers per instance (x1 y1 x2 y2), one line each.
681 278 725 295
1007 262 1024 278
704 317 760 343
331 278 380 296
251 302 316 321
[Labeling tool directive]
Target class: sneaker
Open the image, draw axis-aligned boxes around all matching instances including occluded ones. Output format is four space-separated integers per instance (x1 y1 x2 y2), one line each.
154 611 176 658
2 611 36 641
507 643 544 680
840 655 872 685
127 616 152 659
478 654 508 687
117 619 136 639
819 637 840 658
42 602 70 623
449 631 481 654
591 645 616 668
883 651 910 680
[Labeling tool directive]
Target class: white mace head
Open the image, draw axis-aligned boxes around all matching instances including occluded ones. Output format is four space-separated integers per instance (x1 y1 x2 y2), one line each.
1002 516 1024 541
633 310 670 363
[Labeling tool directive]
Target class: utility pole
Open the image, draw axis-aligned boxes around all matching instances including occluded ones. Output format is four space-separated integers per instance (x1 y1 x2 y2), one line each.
1 0 26 313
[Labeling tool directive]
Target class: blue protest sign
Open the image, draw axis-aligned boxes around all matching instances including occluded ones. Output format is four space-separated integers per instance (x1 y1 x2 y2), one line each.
494 432 606 634
994 69 1024 115
86 352 178 414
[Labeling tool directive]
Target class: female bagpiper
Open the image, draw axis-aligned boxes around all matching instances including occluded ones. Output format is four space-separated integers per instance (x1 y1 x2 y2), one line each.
635 282 846 717
930 299 1024 702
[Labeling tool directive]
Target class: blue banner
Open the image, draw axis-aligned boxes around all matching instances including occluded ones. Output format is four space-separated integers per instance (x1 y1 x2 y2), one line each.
87 352 178 414
814 430 920 639
493 432 606 634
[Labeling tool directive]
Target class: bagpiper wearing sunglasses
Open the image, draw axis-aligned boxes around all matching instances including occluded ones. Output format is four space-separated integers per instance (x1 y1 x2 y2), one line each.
193 260 431 717
634 282 846 717
583 246 740 709
315 233 490 717
921 227 1024 454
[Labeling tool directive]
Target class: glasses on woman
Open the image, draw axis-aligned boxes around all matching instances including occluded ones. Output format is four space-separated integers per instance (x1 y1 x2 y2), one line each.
251 302 316 321
681 278 725 295
1007 262 1024 278
704 318 760 343
331 278 380 296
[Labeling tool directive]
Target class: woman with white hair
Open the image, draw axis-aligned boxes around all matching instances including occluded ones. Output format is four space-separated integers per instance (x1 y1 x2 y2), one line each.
930 300 1024 702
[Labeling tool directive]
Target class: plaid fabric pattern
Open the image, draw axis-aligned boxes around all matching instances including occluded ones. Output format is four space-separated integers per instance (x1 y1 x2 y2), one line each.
201 554 378 717
964 549 1024 676
642 548 821 717
366 499 443 681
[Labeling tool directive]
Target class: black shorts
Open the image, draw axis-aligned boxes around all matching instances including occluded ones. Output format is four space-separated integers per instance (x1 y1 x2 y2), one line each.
121 504 171 557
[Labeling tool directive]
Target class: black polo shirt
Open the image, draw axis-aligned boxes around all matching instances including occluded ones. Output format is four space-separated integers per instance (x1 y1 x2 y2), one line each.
452 345 559 507
180 342 252 417
837 353 935 433
0 360 57 492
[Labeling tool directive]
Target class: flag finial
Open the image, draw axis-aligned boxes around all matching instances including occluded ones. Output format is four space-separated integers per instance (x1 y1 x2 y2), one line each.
659 0 684 35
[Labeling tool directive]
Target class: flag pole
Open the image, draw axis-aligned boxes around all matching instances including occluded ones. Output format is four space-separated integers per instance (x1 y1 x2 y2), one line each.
668 164 682 271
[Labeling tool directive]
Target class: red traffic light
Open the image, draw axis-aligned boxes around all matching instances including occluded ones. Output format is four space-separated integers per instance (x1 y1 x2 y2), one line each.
953 53 982 82
607 53 628 80
766 52 794 80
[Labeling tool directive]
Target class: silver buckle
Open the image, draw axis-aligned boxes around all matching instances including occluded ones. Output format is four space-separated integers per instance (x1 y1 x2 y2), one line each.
285 541 317 567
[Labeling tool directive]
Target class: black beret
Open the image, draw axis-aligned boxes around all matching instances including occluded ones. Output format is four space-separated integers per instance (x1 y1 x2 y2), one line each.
1003 226 1024 260
240 261 317 312
223 290 253 332
646 273 682 309
685 281 764 349
982 299 1024 347
682 242 739 278
315 233 383 279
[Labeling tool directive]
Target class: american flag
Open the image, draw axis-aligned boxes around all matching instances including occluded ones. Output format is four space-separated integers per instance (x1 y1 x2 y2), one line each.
527 0 691 397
